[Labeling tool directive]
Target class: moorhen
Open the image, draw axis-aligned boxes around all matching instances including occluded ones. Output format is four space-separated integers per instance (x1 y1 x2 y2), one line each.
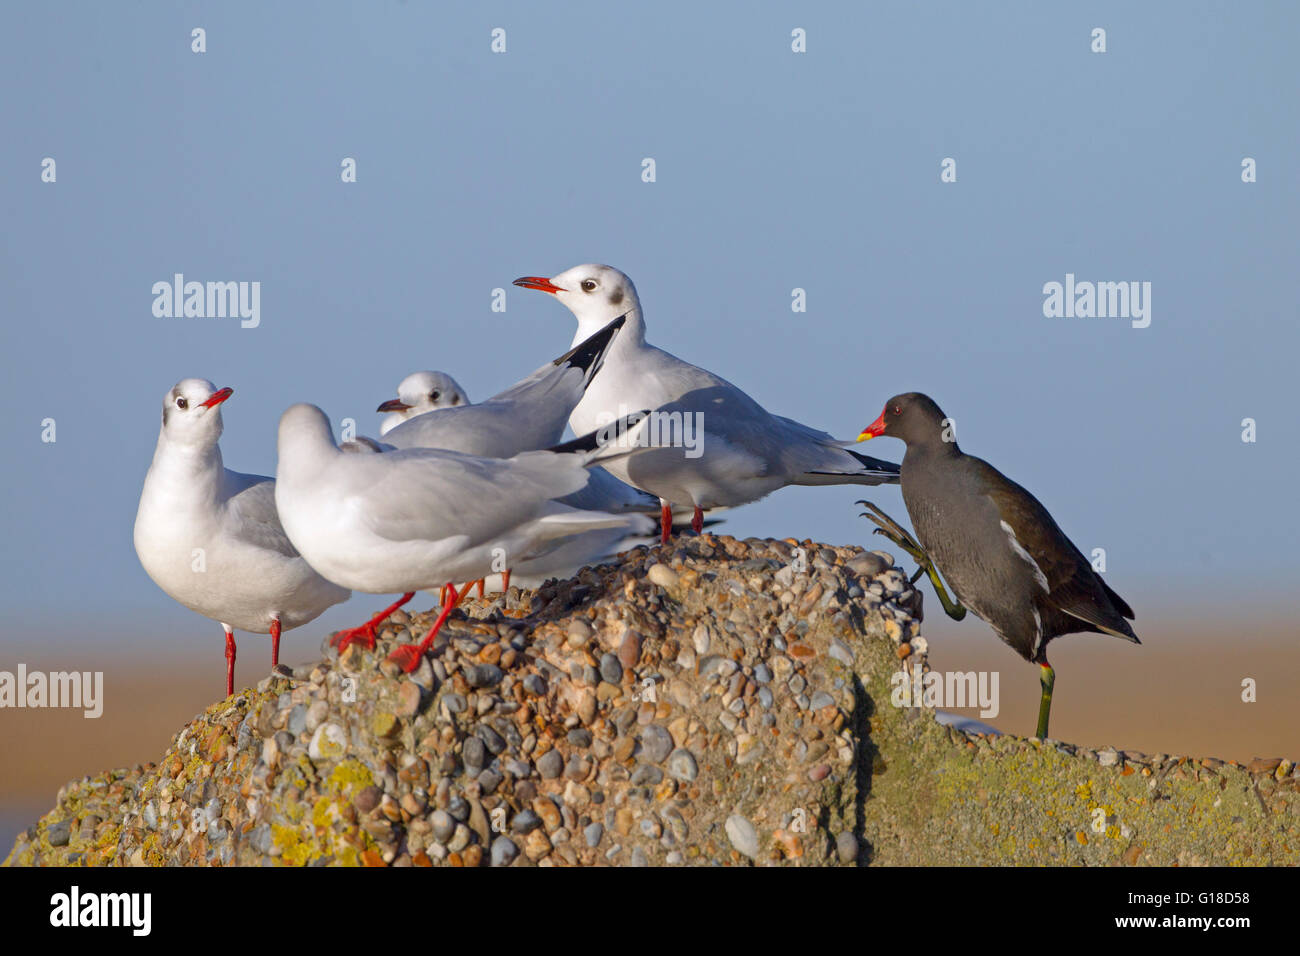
856 392 1138 738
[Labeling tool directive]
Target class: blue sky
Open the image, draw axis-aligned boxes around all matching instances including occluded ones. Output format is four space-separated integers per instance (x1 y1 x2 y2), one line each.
2 1 1297 652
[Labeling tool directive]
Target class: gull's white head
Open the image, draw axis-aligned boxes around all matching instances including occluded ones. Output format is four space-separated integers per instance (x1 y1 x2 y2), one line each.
514 264 641 338
377 370 469 436
160 378 232 446
276 403 338 464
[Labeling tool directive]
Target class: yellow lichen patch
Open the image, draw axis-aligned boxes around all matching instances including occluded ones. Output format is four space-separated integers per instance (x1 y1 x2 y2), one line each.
327 759 374 796
282 798 306 825
272 823 313 867
312 797 338 829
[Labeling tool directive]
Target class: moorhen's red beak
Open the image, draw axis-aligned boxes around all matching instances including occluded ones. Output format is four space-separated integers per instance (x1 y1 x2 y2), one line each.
376 399 412 413
856 409 887 442
513 276 565 294
200 387 233 409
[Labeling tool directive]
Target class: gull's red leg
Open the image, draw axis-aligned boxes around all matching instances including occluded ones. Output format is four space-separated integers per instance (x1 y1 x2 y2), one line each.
223 625 236 697
476 579 485 599
660 502 672 544
502 569 511 592
388 582 466 673
331 592 416 653
270 617 282 668
691 506 704 534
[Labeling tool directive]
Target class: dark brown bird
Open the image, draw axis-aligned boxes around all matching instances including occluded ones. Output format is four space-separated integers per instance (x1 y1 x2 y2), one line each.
856 392 1138 738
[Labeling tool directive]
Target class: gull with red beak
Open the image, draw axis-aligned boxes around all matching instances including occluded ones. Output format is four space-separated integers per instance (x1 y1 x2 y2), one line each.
514 264 901 541
133 378 350 697
375 361 706 594
376 318 656 595
377 371 468 436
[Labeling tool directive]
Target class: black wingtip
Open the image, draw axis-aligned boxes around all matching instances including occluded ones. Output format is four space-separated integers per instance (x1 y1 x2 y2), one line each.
546 410 652 455
846 448 902 478
551 314 627 378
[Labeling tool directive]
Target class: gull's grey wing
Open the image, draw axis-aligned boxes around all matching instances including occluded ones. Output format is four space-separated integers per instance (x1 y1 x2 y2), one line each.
338 447 593 547
558 466 659 513
382 401 538 457
221 471 300 558
489 314 625 405
384 316 628 458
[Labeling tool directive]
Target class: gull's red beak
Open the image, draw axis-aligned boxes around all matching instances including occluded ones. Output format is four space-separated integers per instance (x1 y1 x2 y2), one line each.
513 276 565 294
200 387 233 409
856 408 887 442
376 399 411 413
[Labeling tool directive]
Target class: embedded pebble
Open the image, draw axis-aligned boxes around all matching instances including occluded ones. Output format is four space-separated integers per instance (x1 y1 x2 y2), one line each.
836 831 859 863
490 836 519 866
725 814 760 860
640 725 674 764
599 653 623 685
647 564 679 589
667 749 698 782
537 749 563 780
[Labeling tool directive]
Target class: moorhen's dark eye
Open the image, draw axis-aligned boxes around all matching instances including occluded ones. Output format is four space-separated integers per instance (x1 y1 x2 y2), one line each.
430 390 440 402
892 405 901 415
176 397 188 410
581 279 598 292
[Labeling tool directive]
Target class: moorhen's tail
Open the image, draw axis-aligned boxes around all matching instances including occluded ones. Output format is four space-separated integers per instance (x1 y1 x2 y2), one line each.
1100 577 1136 623
1051 575 1139 644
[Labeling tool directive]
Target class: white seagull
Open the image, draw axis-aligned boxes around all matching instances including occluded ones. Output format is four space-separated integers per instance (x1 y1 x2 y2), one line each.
379 317 668 593
514 264 901 541
274 403 652 672
133 379 351 697
378 370 468 436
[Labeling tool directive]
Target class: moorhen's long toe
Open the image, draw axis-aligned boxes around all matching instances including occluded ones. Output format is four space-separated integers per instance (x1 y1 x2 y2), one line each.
857 392 1139 739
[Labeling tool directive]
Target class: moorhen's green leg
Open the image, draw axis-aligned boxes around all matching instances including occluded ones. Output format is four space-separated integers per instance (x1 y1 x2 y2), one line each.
1036 661 1055 739
857 501 967 621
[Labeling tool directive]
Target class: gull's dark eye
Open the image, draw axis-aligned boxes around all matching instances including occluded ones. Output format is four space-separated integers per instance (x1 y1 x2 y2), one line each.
580 279 598 293
176 397 188 410
430 390 440 402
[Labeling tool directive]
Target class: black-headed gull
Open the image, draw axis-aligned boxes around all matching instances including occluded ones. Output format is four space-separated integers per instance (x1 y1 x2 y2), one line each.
381 316 625 458
377 371 468 436
514 264 901 541
274 403 652 672
379 317 665 593
376 378 693 593
133 379 351 696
